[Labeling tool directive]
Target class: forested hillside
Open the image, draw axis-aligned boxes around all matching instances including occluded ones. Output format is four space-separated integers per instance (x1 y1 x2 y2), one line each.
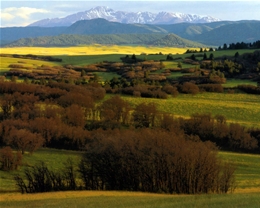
5 34 205 47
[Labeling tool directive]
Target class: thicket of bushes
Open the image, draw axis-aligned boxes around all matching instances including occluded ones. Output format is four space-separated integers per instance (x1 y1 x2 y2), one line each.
14 129 236 194
79 129 236 194
237 84 260 94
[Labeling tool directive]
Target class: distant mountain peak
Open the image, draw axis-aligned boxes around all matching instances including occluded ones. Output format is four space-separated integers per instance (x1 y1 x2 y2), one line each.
29 6 221 27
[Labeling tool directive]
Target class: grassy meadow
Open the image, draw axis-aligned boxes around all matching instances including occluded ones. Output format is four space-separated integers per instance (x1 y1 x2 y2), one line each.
223 79 259 88
0 148 259 208
122 93 260 128
0 148 83 192
1 190 260 208
0 56 60 76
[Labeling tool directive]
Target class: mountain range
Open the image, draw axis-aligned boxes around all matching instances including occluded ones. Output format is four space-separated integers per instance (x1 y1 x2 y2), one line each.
1 18 260 47
1 6 260 48
29 6 221 27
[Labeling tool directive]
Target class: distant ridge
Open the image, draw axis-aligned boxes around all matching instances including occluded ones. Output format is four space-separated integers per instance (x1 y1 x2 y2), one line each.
149 34 206 47
28 6 221 27
5 33 206 48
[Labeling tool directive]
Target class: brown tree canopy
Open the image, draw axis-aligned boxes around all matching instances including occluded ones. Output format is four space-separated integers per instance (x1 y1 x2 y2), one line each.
132 102 158 128
79 128 236 194
3 127 44 154
99 95 131 124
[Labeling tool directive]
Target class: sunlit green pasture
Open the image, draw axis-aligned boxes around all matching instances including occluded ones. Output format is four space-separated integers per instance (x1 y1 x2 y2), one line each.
192 49 257 60
219 151 260 190
122 93 260 128
0 56 59 76
0 148 83 192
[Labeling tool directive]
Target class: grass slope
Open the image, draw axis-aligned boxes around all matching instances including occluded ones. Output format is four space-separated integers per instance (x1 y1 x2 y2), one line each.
122 93 260 128
0 148 83 192
0 56 60 77
219 152 260 190
0 191 260 208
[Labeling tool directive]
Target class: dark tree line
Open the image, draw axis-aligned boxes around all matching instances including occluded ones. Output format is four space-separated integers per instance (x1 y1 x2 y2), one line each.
14 129 236 194
78 129 236 194
219 40 260 50
2 54 63 62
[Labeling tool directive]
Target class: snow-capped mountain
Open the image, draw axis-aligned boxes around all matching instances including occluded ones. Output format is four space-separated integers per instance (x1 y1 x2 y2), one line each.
29 6 220 27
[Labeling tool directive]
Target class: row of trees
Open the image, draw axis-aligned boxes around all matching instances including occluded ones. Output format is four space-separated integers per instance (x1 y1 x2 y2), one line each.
105 77 227 98
14 129 236 194
219 40 260 50
0 81 258 154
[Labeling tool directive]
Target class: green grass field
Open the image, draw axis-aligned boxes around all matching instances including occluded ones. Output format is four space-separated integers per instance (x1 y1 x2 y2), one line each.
0 56 59 76
0 148 83 192
0 190 260 208
122 92 260 128
219 152 260 190
0 148 259 208
223 79 258 88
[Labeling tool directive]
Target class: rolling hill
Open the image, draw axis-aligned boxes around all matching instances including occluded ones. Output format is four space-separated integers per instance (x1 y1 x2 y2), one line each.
5 33 206 48
190 21 260 45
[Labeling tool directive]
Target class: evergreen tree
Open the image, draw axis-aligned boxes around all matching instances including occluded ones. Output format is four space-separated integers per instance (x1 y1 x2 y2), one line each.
203 53 208 60
209 53 214 60
191 54 196 61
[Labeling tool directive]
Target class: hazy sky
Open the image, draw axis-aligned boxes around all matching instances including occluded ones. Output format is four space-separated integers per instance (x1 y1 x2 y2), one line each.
1 1 260 27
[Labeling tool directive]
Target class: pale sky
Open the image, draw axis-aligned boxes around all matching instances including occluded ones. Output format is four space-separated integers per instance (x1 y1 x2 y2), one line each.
1 1 260 27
